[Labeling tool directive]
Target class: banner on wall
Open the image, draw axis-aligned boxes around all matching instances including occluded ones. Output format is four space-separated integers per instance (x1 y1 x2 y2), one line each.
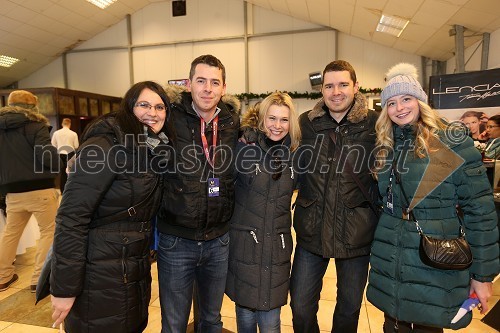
429 68 500 110
428 68 500 125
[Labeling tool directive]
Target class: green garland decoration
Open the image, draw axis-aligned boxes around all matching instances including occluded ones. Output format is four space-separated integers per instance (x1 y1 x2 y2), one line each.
235 87 381 101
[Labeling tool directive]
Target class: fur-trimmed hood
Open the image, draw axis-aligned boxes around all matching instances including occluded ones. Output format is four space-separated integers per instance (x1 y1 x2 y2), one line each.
163 84 241 114
308 92 368 123
0 105 50 130
241 102 260 130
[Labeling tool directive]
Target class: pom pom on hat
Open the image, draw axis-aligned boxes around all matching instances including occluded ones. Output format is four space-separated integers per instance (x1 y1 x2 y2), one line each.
7 90 38 109
380 63 427 107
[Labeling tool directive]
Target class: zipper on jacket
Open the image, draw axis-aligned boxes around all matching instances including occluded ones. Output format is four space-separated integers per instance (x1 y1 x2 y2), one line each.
280 233 285 249
255 163 261 175
122 246 128 283
250 230 259 243
289 166 294 179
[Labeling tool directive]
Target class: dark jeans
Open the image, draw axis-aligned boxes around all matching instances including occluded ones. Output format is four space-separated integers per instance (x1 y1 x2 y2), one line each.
289 245 369 333
235 304 281 333
383 314 444 333
157 232 229 333
59 152 74 193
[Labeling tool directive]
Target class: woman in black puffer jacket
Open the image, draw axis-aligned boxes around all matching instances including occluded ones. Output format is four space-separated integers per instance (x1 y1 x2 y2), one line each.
226 92 300 332
50 81 172 333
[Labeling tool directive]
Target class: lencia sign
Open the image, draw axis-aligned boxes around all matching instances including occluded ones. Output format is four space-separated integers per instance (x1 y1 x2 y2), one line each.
432 83 500 95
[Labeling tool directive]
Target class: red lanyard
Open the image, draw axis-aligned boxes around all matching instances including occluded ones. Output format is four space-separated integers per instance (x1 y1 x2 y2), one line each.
200 115 218 169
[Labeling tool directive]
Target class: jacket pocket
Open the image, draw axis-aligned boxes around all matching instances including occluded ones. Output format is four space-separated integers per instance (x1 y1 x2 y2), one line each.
163 178 201 227
229 223 260 264
293 195 317 242
342 204 377 249
272 227 293 264
105 233 146 284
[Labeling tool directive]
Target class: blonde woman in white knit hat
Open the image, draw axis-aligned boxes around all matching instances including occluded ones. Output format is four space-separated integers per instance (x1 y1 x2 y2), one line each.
366 63 499 332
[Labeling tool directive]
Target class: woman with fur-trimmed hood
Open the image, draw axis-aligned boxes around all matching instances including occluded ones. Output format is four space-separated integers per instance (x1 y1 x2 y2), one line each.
225 92 300 332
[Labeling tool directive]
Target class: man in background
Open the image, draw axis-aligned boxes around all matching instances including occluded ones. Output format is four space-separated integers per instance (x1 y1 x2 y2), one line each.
0 90 59 292
51 118 79 193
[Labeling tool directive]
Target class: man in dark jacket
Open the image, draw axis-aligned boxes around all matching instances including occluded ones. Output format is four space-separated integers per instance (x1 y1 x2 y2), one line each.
290 60 379 333
157 54 240 332
0 90 59 292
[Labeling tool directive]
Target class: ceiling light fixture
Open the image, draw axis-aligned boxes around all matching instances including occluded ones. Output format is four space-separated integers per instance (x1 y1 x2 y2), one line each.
0 55 20 68
86 0 117 9
376 14 409 37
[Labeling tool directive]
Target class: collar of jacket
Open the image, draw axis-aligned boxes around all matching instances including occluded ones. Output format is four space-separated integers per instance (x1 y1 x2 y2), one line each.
393 124 417 144
256 131 292 154
0 105 50 126
308 92 368 124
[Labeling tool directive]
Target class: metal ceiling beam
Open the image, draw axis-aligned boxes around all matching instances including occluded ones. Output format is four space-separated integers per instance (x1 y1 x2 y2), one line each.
453 25 465 73
481 32 490 70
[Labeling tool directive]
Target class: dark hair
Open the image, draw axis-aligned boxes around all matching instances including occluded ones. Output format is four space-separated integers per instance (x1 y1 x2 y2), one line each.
489 115 500 125
189 54 226 84
115 81 171 140
322 60 357 85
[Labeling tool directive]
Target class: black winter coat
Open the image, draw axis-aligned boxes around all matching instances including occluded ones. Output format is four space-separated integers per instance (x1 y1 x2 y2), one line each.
158 88 240 240
50 115 163 333
293 93 379 258
226 132 296 311
0 106 59 194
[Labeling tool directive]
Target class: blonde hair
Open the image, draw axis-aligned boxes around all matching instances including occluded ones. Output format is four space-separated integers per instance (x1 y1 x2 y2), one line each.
374 99 447 176
256 92 301 152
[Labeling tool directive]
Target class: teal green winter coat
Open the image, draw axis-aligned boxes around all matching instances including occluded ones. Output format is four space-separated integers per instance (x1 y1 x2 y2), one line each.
367 124 499 330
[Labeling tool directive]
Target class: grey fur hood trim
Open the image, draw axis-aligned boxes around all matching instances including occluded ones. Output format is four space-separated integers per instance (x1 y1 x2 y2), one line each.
308 92 368 123
164 84 241 113
0 105 50 127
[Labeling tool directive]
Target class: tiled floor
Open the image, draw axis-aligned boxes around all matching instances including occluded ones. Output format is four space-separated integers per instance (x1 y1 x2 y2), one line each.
0 244 498 332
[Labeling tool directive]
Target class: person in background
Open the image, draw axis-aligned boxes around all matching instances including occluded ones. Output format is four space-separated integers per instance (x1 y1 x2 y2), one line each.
460 110 487 141
290 60 379 333
51 118 79 193
50 81 171 332
484 114 500 159
0 90 59 293
158 54 240 333
225 92 300 333
367 63 499 332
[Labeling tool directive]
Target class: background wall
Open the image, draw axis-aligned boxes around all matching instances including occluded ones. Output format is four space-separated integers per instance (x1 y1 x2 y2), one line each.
17 0 499 115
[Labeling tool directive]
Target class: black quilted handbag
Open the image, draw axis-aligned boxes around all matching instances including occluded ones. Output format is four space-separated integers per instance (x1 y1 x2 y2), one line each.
418 226 473 270
398 178 472 271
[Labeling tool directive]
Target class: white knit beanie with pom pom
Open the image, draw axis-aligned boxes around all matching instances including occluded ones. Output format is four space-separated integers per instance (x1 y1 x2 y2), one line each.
380 63 428 107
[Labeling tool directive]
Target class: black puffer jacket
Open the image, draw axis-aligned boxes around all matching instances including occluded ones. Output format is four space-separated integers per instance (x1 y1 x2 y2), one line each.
0 106 59 194
50 114 163 333
294 93 379 258
158 85 240 240
226 122 297 310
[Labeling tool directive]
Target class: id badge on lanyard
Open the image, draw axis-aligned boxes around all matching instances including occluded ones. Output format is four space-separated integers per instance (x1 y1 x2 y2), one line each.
201 116 220 197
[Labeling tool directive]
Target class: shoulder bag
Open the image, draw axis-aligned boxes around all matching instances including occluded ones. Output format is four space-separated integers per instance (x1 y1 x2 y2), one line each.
398 176 472 270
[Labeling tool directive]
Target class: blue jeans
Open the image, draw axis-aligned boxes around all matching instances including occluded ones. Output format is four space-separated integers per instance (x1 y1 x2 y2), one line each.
235 304 281 333
289 245 369 333
157 232 229 333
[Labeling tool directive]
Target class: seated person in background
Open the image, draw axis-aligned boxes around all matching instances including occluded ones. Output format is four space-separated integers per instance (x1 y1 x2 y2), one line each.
484 115 500 159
